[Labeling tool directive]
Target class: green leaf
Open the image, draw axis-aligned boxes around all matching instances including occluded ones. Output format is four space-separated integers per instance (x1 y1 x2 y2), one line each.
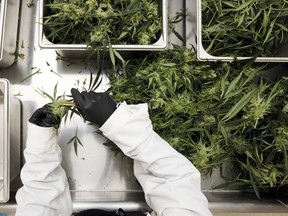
18 69 41 83
66 128 83 156
37 88 54 101
222 88 258 122
53 82 59 102
223 72 243 99
237 13 245 27
118 31 129 40
220 72 229 99
233 0 253 12
249 170 261 199
263 19 276 45
73 139 78 156
109 43 116 70
160 63 177 67
66 136 76 145
222 1 236 8
76 136 84 146
275 23 288 32
113 48 125 64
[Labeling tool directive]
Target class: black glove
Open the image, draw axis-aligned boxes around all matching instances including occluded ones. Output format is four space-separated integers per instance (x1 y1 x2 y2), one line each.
29 104 61 128
71 88 117 126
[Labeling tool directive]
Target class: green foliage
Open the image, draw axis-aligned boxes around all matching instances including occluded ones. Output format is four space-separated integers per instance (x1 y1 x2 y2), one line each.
36 83 76 129
43 0 162 46
66 128 83 156
36 69 102 155
108 45 288 197
202 0 288 57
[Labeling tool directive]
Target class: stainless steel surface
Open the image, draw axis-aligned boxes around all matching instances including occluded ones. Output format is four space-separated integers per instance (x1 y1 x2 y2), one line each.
185 0 197 49
0 0 20 68
39 0 168 52
0 79 9 203
0 78 20 204
0 199 151 215
206 192 288 213
0 0 287 215
72 200 150 213
196 0 288 62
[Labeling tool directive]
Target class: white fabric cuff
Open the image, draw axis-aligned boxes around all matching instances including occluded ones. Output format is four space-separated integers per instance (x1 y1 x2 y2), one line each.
26 122 58 153
99 102 151 155
100 101 132 132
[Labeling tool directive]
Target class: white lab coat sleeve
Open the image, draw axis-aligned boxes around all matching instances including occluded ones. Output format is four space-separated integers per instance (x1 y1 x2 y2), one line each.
15 122 73 216
100 102 212 216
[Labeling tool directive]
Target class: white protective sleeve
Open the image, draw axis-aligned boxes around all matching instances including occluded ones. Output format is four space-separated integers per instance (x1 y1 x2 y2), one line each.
15 123 73 216
100 102 213 216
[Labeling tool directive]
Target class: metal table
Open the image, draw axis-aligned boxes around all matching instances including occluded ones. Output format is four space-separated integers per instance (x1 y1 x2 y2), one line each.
0 0 288 215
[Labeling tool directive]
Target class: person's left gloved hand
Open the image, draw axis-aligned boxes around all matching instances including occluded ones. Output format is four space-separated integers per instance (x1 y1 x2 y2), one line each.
29 104 61 128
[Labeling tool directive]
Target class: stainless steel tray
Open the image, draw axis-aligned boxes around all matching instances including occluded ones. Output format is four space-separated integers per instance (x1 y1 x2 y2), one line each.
0 0 20 68
196 0 288 62
38 0 168 52
0 78 10 203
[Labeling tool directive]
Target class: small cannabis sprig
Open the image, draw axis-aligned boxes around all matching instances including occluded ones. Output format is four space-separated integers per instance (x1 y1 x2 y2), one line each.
36 83 77 129
36 69 103 155
66 127 83 156
35 86 83 154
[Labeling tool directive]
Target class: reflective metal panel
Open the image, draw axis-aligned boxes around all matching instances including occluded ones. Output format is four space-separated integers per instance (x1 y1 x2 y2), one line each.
0 0 20 68
0 78 9 203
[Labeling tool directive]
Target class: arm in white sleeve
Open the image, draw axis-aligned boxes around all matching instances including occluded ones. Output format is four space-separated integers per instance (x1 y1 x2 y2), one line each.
15 122 73 216
100 102 212 216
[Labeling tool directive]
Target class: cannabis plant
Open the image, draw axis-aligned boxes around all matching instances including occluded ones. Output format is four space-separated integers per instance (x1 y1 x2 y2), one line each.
201 0 288 57
107 45 288 198
37 69 102 155
43 0 162 47
37 83 76 129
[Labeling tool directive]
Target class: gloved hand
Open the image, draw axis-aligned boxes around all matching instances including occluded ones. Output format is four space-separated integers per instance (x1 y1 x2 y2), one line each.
29 104 61 128
71 88 117 127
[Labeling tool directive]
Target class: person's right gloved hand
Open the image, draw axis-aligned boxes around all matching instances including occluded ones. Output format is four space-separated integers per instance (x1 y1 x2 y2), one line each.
71 88 117 127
